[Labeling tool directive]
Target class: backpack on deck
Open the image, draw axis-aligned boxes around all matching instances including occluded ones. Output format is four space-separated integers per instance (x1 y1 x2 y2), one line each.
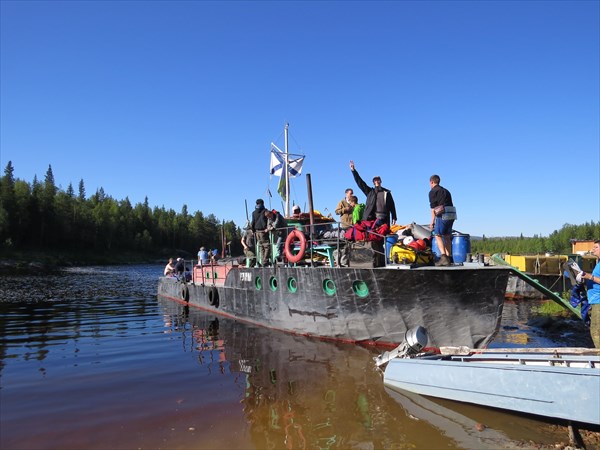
390 244 433 265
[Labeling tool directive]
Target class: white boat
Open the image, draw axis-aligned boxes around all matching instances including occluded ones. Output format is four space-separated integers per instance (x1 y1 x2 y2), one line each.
376 328 600 425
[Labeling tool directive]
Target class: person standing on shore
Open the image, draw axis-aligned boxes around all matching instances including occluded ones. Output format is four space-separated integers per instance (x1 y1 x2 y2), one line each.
429 175 456 267
349 160 396 226
578 240 600 348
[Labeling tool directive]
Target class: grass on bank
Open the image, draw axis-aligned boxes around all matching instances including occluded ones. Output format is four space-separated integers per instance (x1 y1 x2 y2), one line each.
530 297 578 318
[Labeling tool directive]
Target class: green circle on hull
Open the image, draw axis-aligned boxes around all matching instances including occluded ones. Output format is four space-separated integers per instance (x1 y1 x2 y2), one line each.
287 277 297 293
353 280 369 297
323 278 336 296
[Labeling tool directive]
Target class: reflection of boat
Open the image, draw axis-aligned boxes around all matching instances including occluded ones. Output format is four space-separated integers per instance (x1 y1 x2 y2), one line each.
158 125 512 349
158 298 560 450
377 329 600 425
384 388 517 450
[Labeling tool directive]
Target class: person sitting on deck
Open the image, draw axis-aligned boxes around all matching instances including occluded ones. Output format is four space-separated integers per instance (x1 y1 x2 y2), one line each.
174 257 185 276
164 258 176 276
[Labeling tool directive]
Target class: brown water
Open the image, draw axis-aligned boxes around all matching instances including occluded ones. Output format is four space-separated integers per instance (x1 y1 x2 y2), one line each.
0 265 596 449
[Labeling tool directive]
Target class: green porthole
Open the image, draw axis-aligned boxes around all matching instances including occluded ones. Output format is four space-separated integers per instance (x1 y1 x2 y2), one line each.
269 276 278 291
287 277 298 293
323 278 336 296
255 276 262 290
353 280 369 298
205 272 211 279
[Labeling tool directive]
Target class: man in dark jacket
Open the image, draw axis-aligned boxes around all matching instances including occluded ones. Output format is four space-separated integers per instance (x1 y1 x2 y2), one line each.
251 198 270 265
349 160 397 226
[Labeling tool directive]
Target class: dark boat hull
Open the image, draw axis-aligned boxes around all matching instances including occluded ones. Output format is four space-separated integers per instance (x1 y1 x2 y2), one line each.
158 264 511 348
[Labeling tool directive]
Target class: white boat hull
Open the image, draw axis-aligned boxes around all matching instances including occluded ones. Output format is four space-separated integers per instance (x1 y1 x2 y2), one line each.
383 351 600 425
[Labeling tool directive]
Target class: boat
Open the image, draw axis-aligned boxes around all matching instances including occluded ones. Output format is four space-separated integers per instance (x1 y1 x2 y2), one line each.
158 124 513 349
376 327 600 425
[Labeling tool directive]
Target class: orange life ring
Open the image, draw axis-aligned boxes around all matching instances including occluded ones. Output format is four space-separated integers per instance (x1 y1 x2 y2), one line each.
284 229 306 263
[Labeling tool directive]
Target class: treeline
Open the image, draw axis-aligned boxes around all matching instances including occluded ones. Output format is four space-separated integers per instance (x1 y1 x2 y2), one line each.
0 162 242 258
1 161 597 260
471 222 599 255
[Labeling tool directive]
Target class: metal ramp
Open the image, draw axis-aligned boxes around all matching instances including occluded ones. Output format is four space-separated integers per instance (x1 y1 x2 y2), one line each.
490 253 581 319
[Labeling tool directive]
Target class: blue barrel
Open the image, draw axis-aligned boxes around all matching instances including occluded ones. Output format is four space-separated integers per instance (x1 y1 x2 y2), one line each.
431 235 442 259
452 234 471 264
385 234 398 262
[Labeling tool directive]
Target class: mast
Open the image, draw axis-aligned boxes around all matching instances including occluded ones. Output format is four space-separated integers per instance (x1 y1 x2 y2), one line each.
284 123 290 217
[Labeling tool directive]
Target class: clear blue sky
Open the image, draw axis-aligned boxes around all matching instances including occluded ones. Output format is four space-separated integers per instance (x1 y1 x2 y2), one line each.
1 0 598 238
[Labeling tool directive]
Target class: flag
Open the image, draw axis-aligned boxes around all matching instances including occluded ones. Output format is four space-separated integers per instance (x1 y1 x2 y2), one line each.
277 176 286 202
269 143 304 178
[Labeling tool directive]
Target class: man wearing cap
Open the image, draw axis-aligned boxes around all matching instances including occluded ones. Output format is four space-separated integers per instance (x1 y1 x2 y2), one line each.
349 160 397 226
174 257 185 276
251 198 270 265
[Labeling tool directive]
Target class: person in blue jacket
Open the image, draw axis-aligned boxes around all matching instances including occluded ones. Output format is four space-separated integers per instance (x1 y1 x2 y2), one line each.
577 239 600 348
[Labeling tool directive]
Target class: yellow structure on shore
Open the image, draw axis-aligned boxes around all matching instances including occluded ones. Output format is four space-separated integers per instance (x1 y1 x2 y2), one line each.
503 254 597 275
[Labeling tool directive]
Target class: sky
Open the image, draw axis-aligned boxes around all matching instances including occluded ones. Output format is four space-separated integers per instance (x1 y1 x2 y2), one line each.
1 0 598 238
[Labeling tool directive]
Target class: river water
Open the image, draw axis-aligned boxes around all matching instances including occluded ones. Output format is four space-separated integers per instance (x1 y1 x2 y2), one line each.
0 264 595 450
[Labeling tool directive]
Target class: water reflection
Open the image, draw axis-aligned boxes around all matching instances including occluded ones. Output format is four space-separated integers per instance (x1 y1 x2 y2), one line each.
159 299 573 450
0 266 588 450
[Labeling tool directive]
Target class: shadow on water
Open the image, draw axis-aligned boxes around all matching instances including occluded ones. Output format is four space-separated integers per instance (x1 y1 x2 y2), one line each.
0 265 597 449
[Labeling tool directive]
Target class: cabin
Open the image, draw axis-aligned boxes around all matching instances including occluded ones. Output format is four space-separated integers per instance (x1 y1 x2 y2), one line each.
570 239 596 254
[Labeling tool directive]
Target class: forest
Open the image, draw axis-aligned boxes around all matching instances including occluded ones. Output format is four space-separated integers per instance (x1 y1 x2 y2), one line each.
0 161 597 262
0 162 242 262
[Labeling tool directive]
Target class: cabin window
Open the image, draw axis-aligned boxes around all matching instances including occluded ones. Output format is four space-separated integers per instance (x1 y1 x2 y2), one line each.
255 276 262 290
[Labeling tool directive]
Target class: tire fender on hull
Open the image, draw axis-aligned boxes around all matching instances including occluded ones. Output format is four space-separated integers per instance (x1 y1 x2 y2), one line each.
208 286 219 308
180 284 189 302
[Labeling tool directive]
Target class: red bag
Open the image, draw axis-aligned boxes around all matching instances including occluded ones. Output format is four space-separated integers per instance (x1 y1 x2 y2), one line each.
345 220 389 242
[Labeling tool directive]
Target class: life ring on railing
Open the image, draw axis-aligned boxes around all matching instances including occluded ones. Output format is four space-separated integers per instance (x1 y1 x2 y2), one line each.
180 284 189 302
208 286 219 308
284 229 306 264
